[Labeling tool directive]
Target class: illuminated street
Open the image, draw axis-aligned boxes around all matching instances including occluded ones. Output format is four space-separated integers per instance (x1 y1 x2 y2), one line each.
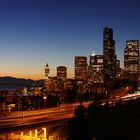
0 94 140 139
0 119 68 140
0 101 91 129
0 101 91 139
0 93 140 129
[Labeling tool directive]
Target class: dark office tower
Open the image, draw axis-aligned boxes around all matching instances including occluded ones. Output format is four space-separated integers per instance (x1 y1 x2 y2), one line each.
57 66 67 81
75 56 88 81
124 40 139 82
116 60 121 79
103 27 117 86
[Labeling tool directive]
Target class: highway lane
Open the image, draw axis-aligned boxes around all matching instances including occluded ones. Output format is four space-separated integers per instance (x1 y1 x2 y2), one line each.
0 94 139 129
0 94 140 140
0 101 91 129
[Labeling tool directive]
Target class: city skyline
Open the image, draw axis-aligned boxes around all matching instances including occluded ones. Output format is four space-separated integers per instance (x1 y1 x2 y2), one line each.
0 0 140 80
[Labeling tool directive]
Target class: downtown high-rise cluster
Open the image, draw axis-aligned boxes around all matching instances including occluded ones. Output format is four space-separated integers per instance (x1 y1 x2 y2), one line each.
75 27 139 85
45 27 139 93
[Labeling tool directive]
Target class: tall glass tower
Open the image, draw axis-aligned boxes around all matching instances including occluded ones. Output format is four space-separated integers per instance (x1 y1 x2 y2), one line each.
103 27 117 86
124 40 139 82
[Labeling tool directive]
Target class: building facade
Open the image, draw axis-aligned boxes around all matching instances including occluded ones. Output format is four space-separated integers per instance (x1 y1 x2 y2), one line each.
75 56 88 81
45 63 50 80
116 60 121 79
89 52 104 85
57 66 67 81
44 63 52 92
103 27 117 85
124 40 139 82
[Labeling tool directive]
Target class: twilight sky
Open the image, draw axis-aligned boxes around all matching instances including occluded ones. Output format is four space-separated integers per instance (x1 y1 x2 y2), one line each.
0 0 140 79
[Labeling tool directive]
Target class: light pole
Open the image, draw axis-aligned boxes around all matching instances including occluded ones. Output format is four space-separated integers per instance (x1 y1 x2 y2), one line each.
20 95 24 125
42 128 47 139
105 90 108 99
43 96 47 107
22 104 24 125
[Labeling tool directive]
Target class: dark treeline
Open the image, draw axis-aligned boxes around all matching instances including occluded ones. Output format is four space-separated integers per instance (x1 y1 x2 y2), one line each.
68 98 140 140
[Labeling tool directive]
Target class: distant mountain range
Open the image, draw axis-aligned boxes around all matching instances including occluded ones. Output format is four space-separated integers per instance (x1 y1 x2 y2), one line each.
0 76 44 88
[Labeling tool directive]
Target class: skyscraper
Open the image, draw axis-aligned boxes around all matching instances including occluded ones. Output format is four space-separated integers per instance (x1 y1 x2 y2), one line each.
89 52 104 84
116 60 121 79
57 66 67 81
124 40 139 82
75 56 88 81
103 27 117 85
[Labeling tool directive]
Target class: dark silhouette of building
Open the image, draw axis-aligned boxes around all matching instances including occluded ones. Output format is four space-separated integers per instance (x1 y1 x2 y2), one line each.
124 40 139 82
116 59 121 79
45 63 50 80
103 27 117 86
57 66 67 81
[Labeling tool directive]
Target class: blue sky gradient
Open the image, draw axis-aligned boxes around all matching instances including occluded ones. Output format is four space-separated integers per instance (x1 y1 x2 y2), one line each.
0 0 140 79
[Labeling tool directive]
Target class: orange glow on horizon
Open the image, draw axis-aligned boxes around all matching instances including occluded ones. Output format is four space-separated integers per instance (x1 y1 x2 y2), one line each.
0 69 74 80
0 73 44 80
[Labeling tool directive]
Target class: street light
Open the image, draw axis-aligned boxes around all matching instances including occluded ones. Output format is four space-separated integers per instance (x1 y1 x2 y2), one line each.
20 95 24 125
42 128 47 139
43 96 47 100
43 96 47 107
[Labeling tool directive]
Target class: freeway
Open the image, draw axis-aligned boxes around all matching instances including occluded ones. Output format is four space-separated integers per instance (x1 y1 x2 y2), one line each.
0 94 140 139
0 93 140 130
0 101 91 129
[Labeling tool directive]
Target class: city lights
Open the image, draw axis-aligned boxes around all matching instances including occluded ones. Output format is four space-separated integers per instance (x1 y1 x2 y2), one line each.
0 0 140 139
